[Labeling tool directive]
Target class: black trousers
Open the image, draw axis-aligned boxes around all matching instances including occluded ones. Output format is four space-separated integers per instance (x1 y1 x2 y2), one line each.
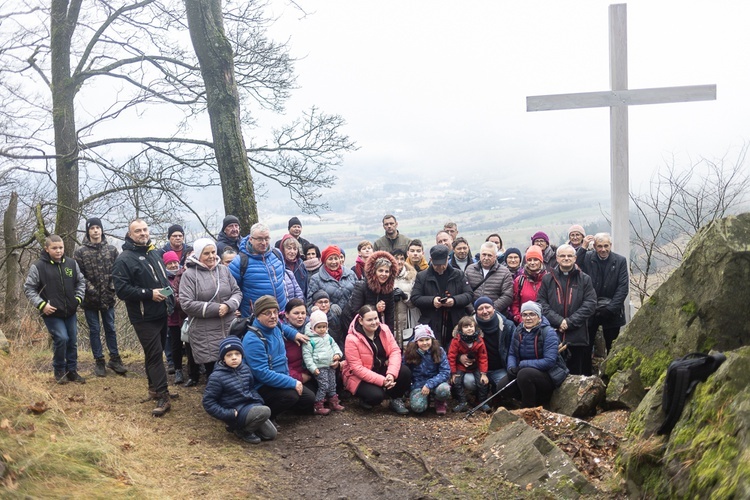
168 325 185 371
588 317 621 355
258 384 316 419
133 318 168 394
355 365 412 407
497 367 554 408
566 345 592 376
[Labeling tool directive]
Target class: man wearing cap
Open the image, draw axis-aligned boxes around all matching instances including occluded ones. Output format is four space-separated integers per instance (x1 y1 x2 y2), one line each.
537 244 597 376
464 241 514 315
229 222 288 317
158 224 193 267
411 245 473 348
75 217 127 377
372 214 411 255
275 216 310 251
241 295 314 419
216 215 242 255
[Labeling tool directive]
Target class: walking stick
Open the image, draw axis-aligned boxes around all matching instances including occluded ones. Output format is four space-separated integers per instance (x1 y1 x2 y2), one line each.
465 379 518 419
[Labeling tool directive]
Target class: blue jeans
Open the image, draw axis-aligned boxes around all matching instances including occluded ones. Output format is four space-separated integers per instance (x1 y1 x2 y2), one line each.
43 314 79 372
463 369 507 393
84 307 119 359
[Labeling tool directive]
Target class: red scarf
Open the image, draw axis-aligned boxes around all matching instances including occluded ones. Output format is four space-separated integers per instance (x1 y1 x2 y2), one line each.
327 265 344 282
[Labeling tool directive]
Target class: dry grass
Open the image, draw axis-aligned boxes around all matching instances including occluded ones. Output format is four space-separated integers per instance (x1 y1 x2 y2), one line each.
0 316 276 499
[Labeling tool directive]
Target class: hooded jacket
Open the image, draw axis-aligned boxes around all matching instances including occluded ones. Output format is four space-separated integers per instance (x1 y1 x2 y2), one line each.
113 237 174 323
341 317 402 395
536 265 597 346
306 264 357 311
74 235 119 310
341 251 398 334
241 318 299 390
24 250 86 318
202 359 265 430
407 346 450 391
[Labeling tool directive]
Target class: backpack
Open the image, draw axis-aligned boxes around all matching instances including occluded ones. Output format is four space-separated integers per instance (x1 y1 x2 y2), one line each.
228 315 272 369
657 352 726 436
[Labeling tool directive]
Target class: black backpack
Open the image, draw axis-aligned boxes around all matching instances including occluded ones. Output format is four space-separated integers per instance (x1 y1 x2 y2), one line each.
657 352 726 436
228 315 272 369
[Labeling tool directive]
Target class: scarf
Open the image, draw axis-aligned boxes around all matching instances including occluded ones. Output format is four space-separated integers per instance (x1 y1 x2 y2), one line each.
326 265 344 282
304 257 321 272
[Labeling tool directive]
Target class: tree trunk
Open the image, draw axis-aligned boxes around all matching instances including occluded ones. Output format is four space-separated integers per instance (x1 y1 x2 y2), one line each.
184 0 259 231
3 192 20 323
51 0 82 254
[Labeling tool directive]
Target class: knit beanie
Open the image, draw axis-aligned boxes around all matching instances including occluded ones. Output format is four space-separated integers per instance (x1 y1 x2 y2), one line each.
222 215 240 232
412 324 435 342
311 290 330 304
521 301 542 318
531 231 549 245
526 245 544 262
321 245 342 264
85 217 103 235
288 216 302 229
219 336 244 360
473 296 493 310
309 310 328 330
568 224 585 238
162 251 179 265
168 224 184 238
505 247 522 260
192 238 215 258
253 295 279 317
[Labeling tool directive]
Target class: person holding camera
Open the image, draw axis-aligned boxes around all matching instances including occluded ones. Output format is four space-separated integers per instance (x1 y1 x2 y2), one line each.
411 245 474 348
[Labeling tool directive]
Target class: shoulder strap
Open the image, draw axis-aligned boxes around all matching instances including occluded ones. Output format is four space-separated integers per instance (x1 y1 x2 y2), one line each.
238 253 249 287
471 268 493 291
247 326 272 369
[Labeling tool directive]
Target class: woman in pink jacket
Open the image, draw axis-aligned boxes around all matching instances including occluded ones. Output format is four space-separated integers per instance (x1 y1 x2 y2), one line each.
342 305 411 414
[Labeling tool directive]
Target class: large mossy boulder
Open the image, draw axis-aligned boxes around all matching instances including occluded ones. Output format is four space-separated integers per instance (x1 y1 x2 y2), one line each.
620 346 750 498
605 213 750 388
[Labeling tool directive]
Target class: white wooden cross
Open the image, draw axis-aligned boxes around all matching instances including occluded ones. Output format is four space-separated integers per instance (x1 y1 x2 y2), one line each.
527 4 716 283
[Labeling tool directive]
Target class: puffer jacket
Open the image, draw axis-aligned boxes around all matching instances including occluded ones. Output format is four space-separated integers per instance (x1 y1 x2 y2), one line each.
229 236 288 317
286 257 309 298
302 327 343 372
341 318 402 395
408 347 450 391
508 316 567 386
283 268 304 301
202 361 265 430
536 266 596 346
74 236 119 310
113 237 174 323
282 319 310 383
242 319 299 390
509 269 548 324
306 265 357 311
448 335 489 374
179 257 242 364
464 261 514 313
341 251 398 334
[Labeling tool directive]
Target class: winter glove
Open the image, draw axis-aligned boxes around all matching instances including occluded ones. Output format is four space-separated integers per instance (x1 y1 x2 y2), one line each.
507 366 519 381
393 288 406 302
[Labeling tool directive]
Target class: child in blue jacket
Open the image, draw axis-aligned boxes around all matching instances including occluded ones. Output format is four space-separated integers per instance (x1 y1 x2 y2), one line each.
404 325 451 415
202 336 277 444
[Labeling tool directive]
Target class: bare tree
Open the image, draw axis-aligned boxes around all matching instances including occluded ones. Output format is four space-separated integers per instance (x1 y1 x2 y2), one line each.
629 143 750 303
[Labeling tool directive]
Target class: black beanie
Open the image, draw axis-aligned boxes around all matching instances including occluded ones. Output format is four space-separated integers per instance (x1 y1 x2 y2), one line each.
288 217 302 229
86 217 103 235
167 224 184 238
222 215 240 232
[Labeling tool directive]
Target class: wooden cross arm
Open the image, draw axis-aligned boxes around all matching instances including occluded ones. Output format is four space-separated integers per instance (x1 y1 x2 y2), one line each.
526 84 716 111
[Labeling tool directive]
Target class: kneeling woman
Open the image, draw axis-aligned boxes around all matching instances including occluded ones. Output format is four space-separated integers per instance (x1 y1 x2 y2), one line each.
342 305 412 414
497 301 568 408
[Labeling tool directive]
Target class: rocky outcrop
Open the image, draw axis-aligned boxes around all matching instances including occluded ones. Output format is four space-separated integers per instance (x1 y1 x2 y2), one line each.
605 367 645 410
548 375 606 417
621 346 750 498
605 214 750 389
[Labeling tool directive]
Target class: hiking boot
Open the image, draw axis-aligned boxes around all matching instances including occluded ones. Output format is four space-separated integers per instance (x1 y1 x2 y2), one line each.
435 400 448 415
167 362 175 375
148 389 180 400
184 378 198 387
107 356 127 375
174 369 185 384
359 401 373 410
94 358 107 377
66 371 86 384
233 430 261 444
151 393 171 417
452 402 468 413
327 395 345 412
313 401 331 415
389 398 409 415
54 370 68 385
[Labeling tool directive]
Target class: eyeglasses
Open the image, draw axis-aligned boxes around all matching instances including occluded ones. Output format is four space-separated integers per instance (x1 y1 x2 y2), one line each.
558 254 576 259
521 312 538 318
258 309 279 317
252 237 271 242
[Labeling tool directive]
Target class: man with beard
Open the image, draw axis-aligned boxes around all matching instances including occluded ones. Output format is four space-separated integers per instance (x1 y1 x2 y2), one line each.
217 215 242 255
372 214 411 255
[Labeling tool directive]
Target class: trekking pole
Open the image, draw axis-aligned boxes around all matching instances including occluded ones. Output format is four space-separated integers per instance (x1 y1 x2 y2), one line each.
465 379 517 419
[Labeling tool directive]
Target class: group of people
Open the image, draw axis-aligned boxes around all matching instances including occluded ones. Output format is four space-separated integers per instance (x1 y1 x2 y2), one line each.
24 213 629 445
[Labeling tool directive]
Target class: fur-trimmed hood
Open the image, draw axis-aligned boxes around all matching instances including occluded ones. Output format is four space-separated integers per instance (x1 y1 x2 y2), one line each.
364 251 399 295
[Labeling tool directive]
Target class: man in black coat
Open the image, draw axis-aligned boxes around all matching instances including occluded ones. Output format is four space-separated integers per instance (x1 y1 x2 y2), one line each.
411 245 473 348
537 244 597 376
577 233 629 355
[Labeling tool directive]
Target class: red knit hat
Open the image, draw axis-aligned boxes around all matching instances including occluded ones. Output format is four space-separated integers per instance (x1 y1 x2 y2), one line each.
321 245 342 263
526 245 544 262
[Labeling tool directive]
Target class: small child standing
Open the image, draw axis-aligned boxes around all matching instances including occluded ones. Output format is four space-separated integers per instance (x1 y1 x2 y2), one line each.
448 316 491 413
404 325 451 415
203 336 277 444
303 310 345 415
24 235 86 384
